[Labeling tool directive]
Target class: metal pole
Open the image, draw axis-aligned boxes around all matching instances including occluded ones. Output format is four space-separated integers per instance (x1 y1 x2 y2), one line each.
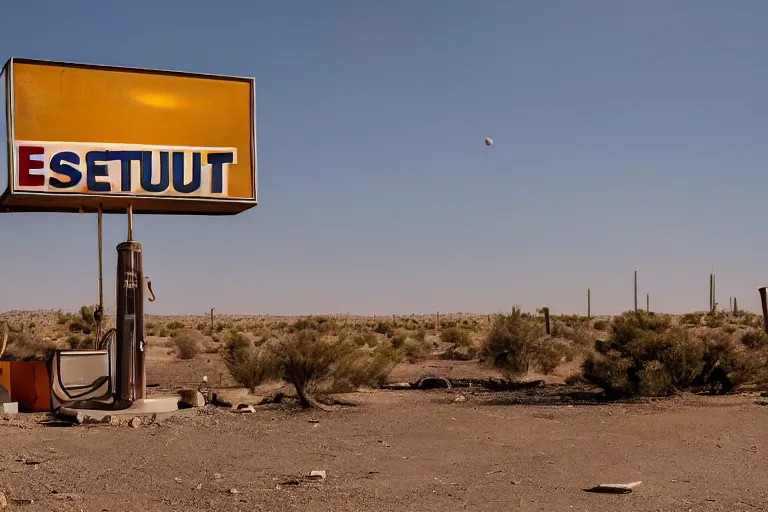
97 203 104 309
634 271 638 312
127 203 133 242
587 288 591 319
760 287 768 334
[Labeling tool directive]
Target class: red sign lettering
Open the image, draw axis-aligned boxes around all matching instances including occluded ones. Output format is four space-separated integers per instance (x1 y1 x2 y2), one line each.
18 146 45 187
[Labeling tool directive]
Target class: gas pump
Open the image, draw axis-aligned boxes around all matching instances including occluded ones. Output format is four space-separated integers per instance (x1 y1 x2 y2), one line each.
51 204 179 420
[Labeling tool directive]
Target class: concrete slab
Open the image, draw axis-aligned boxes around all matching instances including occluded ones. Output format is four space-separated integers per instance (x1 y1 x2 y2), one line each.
58 396 180 422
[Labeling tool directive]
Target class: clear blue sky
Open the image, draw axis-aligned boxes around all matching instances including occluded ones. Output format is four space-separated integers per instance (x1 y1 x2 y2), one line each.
0 0 766 316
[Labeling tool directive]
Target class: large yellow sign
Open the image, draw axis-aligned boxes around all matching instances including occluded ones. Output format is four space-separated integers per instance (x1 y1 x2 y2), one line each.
1 58 257 215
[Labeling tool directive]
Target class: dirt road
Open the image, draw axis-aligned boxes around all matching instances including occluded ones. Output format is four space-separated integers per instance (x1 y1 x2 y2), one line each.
1 390 766 512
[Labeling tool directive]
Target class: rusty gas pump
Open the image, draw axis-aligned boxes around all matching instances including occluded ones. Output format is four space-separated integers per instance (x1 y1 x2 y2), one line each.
51 204 178 420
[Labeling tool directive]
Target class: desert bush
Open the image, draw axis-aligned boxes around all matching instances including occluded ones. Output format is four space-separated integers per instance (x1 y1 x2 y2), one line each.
333 344 402 391
592 319 609 331
66 334 93 350
402 337 430 363
583 311 763 397
373 321 395 337
552 314 590 329
531 338 573 375
741 330 768 349
705 313 725 328
564 372 589 386
172 329 205 360
639 360 674 396
440 326 471 346
414 329 427 343
67 305 98 335
680 312 704 326
698 329 762 387
389 331 407 349
740 312 763 329
167 321 185 330
353 330 378 348
481 307 545 378
439 344 478 361
221 332 278 393
270 329 399 408
3 331 56 361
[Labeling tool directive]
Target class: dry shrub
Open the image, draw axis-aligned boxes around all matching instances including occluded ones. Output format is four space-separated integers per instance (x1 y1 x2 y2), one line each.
583 311 764 397
439 344 478 361
531 338 574 375
66 334 94 350
639 360 674 396
333 344 402 392
389 331 407 349
582 355 633 396
564 372 590 386
741 330 768 349
270 329 399 408
353 330 378 348
402 337 430 363
221 332 279 393
440 326 471 346
3 330 56 361
172 329 205 360
481 307 545 378
680 312 704 327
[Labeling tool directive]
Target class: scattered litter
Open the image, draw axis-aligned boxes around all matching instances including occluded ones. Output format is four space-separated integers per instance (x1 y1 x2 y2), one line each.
308 470 326 481
308 419 320 424
454 395 467 403
11 498 33 505
15 457 46 465
511 480 521 485
0 491 6 509
232 404 256 414
174 477 182 483
229 489 240 495
129 417 142 429
378 440 391 448
278 479 299 486
195 483 202 490
214 473 223 480
1 402 18 415
584 481 642 494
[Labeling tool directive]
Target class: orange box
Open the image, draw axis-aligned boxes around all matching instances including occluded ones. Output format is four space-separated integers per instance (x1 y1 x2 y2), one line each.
0 361 51 412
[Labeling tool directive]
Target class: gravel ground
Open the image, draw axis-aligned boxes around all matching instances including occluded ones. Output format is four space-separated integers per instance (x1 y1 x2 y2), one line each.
1 389 767 512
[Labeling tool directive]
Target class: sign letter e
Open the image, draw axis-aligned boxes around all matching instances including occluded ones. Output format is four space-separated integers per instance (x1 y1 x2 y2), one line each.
18 146 45 187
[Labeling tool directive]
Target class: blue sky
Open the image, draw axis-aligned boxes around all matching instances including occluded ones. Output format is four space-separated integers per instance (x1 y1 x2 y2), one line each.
0 0 766 316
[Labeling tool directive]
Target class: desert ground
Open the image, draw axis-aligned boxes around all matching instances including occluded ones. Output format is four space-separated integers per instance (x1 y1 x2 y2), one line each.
1 310 767 511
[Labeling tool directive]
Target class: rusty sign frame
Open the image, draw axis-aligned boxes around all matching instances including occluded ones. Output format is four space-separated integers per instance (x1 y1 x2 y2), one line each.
0 57 258 215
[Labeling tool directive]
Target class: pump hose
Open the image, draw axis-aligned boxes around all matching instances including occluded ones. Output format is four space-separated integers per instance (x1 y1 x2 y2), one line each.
0 322 7 360
97 328 117 351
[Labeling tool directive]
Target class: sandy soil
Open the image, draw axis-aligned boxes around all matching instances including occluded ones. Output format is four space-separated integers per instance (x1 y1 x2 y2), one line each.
2 389 767 512
2 311 767 511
